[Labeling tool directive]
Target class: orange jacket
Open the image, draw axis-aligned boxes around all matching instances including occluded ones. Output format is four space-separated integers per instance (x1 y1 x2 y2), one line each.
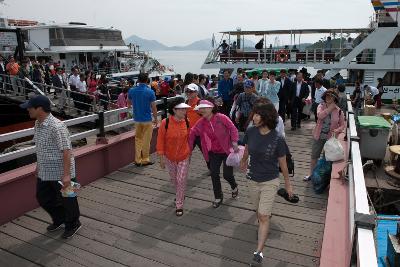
186 96 201 128
156 116 190 162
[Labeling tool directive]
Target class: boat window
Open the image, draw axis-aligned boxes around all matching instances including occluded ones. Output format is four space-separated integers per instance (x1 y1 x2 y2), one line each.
383 72 400 86
61 28 122 41
389 34 400 48
347 70 364 84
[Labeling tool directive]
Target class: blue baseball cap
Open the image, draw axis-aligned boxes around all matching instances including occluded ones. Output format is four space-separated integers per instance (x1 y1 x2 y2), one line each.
244 79 255 88
20 95 51 110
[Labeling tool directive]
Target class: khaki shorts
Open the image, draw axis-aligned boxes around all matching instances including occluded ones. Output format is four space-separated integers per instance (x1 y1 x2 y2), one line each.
247 178 280 216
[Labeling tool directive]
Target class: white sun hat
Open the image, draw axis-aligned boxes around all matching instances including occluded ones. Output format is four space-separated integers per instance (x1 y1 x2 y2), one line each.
174 103 191 109
194 100 215 111
186 83 199 92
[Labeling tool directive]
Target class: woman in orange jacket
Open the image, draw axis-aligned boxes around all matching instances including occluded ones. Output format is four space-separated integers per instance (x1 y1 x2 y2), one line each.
156 98 191 216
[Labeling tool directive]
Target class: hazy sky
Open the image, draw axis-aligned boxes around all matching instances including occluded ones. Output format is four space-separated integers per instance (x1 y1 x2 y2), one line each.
2 0 374 46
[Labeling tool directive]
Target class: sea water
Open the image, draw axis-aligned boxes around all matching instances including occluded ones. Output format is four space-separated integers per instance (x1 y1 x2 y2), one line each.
151 50 219 76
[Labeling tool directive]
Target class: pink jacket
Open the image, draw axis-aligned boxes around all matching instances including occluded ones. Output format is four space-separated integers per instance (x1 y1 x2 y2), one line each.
313 103 345 140
189 113 239 161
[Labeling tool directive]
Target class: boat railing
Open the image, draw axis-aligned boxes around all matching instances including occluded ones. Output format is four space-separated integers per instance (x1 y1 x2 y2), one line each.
346 94 378 266
205 47 376 65
0 93 182 165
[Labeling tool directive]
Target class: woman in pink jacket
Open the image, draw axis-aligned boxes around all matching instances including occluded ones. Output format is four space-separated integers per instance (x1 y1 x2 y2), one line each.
305 89 345 181
189 99 239 208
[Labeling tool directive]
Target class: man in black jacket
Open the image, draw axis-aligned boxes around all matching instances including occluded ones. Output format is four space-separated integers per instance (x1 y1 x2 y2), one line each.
290 72 310 130
52 67 68 110
277 69 292 122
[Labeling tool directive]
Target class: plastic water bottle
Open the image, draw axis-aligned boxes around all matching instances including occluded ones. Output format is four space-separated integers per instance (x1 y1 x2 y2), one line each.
58 181 81 197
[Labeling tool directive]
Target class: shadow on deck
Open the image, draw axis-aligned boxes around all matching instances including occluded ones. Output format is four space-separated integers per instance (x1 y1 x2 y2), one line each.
0 121 326 267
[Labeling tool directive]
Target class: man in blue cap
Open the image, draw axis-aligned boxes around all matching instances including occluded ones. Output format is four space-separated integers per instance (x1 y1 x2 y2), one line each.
20 95 81 239
235 80 258 131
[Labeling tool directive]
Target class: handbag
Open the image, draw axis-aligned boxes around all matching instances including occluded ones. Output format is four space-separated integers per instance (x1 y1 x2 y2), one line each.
323 134 344 162
279 139 295 176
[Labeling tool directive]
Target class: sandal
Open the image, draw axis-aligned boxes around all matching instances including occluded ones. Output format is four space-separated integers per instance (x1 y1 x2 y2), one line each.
277 188 299 203
175 209 183 216
232 187 239 199
212 198 223 208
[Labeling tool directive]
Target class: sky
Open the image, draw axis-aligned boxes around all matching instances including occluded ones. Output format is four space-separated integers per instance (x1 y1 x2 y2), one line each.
2 0 375 46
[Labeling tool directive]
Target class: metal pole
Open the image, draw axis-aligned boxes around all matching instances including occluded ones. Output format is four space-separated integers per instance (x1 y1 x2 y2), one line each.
97 111 105 138
162 97 168 119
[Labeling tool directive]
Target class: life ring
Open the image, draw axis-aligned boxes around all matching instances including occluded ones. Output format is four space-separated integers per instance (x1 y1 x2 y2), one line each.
276 49 288 62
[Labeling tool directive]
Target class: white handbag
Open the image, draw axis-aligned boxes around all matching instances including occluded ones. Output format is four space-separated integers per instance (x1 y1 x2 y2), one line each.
324 135 344 162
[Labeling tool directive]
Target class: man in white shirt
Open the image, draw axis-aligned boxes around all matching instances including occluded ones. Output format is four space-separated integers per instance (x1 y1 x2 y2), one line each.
312 79 327 122
257 70 269 96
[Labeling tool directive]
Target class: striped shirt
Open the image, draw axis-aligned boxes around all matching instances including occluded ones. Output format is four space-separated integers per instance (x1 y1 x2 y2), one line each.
34 114 75 181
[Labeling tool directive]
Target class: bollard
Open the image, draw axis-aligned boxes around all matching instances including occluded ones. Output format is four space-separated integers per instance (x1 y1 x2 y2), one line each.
96 111 108 144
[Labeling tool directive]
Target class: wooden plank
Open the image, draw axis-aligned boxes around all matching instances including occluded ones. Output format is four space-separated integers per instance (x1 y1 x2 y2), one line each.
2 220 126 267
0 232 86 267
109 168 328 208
0 248 40 267
69 187 322 264
118 165 328 201
14 215 230 267
2 218 168 267
78 186 322 255
76 190 324 240
28 206 305 267
99 172 326 222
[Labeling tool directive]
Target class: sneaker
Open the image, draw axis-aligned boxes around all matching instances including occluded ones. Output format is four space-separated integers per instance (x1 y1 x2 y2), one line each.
232 187 239 199
303 175 311 181
250 251 263 266
141 161 154 166
46 223 63 232
62 222 82 239
212 198 223 208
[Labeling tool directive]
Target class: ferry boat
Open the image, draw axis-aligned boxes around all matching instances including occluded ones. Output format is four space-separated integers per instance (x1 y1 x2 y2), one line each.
202 0 400 101
0 18 174 76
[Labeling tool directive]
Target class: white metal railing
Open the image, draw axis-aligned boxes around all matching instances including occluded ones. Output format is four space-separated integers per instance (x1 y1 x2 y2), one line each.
209 47 376 65
346 93 378 267
0 93 184 164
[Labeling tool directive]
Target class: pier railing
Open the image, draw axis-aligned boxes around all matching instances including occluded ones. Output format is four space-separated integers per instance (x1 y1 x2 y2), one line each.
205 47 376 65
346 94 378 267
0 94 181 165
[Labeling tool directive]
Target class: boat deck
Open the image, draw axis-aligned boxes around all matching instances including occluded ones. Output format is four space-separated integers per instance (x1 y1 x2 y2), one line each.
0 122 327 267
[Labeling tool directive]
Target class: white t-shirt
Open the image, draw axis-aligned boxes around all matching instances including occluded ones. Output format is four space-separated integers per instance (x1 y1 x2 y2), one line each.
68 74 80 88
369 86 379 97
247 116 285 137
76 80 87 93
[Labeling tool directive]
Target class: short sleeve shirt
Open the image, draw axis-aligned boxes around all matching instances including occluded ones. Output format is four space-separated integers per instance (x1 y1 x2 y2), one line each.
128 84 156 122
34 114 76 181
242 127 287 182
236 93 258 117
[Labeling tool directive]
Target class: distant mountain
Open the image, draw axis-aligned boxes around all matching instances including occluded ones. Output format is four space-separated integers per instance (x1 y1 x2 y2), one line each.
124 35 168 51
124 35 256 51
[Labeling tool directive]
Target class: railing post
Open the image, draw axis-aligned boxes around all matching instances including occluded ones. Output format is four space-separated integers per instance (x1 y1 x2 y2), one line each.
96 111 108 144
162 97 168 119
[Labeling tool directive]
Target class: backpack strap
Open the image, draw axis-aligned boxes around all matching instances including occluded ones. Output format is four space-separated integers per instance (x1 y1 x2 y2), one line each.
185 117 190 129
165 118 169 130
165 117 189 131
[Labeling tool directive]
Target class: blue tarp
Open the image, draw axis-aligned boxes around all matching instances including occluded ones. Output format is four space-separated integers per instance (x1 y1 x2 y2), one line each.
376 215 399 267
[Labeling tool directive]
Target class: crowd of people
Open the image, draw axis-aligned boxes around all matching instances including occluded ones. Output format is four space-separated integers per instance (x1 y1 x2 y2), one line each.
125 70 351 265
15 62 386 265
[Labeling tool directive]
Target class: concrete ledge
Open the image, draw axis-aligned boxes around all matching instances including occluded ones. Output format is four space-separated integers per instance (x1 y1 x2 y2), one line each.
319 132 351 267
0 127 158 225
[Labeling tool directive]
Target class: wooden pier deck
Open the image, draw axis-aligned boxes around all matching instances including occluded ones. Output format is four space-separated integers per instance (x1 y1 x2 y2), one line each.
0 122 327 267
